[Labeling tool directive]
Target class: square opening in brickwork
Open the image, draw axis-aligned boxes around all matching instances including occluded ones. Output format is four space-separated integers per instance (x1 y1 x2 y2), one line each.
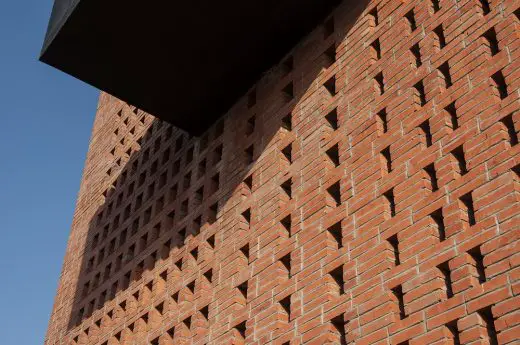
500 114 518 147
172 291 180 303
179 227 187 242
244 174 253 191
376 108 388 134
245 144 254 164
437 261 454 299
329 265 344 295
380 146 392 174
183 316 192 330
330 314 347 345
172 159 181 177
438 62 452 89
246 115 256 136
433 25 446 50
204 269 213 283
200 305 209 321
282 82 294 102
183 172 192 191
240 244 250 262
459 192 477 227
468 246 486 284
180 199 189 218
451 145 467 177
413 80 427 107
187 280 195 294
167 326 175 339
387 234 400 266
162 148 170 165
374 72 384 95
208 202 218 224
280 253 291 277
282 143 292 163
445 320 461 345
147 182 155 198
144 207 152 225
190 247 198 261
235 321 247 340
186 146 194 164
430 208 446 241
325 108 339 130
431 0 440 13
478 0 491 15
370 38 381 60
138 171 147 187
159 269 168 282
279 295 291 320
237 281 248 299
119 300 127 312
445 102 458 131
210 173 220 195
155 301 164 315
193 215 202 231
281 178 292 199
324 43 336 68
410 43 422 68
482 27 499 56
477 307 498 344
127 243 136 260
404 10 417 32
156 196 165 213
383 188 396 218
241 208 251 227
423 163 438 192
195 187 204 205
168 185 178 203
326 144 340 167
282 113 292 131
392 285 406 319
161 240 171 259
327 181 341 207
327 221 343 249
281 215 291 236
207 235 215 249
491 70 508 100
175 259 182 271
368 6 379 26
324 75 336 96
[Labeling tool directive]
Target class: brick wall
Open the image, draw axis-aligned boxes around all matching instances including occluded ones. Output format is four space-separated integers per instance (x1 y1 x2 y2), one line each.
45 0 520 344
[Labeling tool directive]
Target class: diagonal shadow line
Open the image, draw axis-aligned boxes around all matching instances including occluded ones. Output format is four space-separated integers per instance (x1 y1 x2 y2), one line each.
59 0 371 342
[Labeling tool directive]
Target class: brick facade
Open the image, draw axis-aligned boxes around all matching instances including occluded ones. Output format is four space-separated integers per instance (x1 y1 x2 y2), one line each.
45 0 520 344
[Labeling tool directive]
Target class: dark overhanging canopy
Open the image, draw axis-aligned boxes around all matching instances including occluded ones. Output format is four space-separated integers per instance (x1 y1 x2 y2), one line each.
40 0 341 135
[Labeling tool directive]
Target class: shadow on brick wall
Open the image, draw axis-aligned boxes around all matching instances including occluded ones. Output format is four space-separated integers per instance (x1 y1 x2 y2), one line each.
64 0 371 341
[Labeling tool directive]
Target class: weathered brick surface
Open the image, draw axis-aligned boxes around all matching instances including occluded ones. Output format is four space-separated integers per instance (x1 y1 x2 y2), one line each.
45 0 520 344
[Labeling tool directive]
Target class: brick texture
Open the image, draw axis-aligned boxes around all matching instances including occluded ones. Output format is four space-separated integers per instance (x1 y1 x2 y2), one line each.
45 0 520 344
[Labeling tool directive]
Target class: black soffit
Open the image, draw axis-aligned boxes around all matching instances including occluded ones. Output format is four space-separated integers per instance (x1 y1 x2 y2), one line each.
40 0 341 135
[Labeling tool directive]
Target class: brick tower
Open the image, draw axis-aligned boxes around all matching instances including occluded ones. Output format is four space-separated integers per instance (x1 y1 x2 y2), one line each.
44 0 519 344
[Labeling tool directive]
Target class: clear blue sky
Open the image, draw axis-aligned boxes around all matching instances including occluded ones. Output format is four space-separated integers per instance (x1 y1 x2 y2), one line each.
0 2 98 344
